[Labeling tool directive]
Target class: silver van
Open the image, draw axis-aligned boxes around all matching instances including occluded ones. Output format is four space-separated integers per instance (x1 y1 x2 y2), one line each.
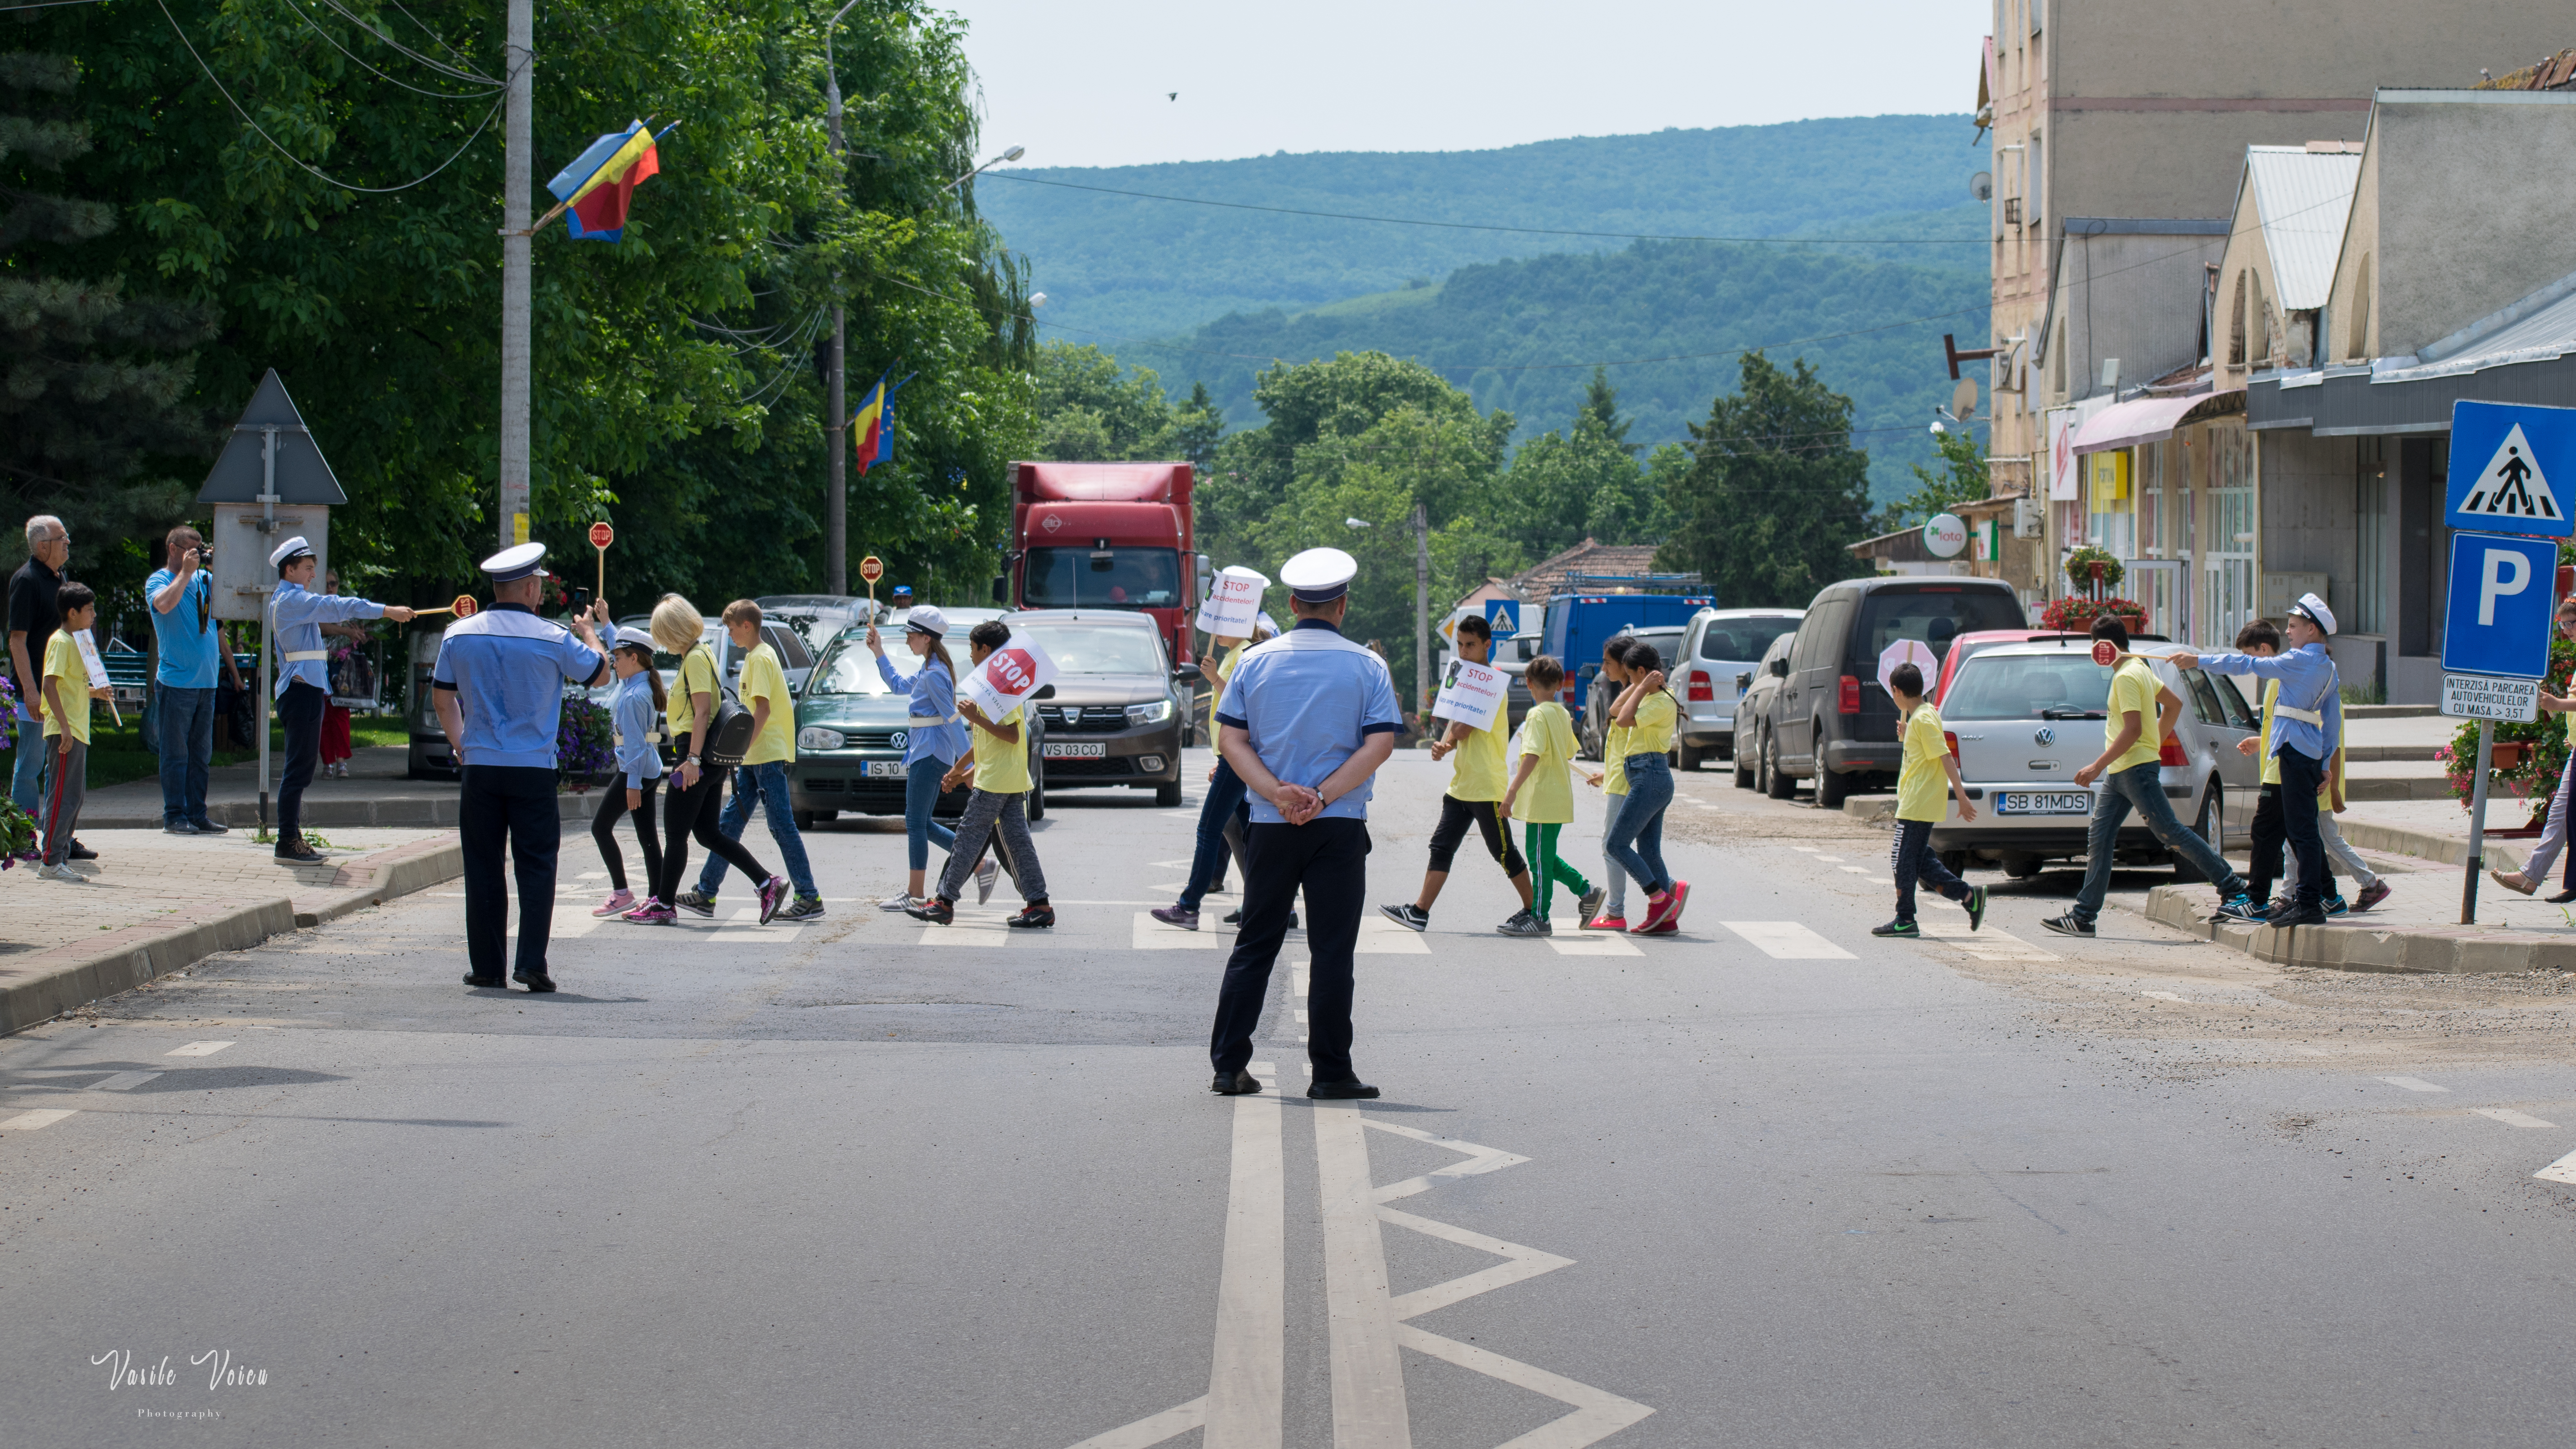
1673 608 1803 770
1930 639 2262 879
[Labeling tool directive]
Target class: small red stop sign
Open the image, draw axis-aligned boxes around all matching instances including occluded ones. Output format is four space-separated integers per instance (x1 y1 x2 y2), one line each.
589 522 614 550
859 555 884 583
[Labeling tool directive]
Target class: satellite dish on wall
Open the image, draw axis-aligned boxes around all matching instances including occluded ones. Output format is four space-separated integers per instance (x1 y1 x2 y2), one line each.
1970 170 1994 202
1952 377 1980 420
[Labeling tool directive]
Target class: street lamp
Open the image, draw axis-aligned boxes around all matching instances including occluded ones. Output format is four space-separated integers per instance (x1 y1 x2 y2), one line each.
949 144 1025 193
1344 517 1371 530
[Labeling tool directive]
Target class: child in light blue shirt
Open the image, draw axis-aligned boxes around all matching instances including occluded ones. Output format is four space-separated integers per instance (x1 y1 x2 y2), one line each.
592 629 669 917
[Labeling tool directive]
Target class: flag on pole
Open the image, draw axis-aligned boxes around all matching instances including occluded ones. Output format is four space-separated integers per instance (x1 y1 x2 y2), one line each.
852 371 917 474
545 120 666 242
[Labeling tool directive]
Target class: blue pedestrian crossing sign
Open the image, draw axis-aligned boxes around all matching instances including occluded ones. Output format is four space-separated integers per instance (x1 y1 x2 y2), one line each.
1483 599 1523 637
2449 400 2576 537
2441 531 2557 679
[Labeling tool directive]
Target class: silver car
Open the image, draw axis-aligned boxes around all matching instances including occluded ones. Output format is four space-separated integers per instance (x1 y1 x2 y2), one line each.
1674 607 1803 771
1929 639 2262 880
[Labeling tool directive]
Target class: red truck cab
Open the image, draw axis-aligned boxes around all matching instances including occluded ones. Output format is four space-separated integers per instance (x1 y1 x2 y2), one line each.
995 461 1205 665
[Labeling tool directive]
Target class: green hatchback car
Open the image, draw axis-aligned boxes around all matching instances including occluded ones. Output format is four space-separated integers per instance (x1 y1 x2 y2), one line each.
787 613 1047 828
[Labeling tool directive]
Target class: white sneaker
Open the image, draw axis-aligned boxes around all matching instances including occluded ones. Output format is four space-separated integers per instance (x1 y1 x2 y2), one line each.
39 862 89 883
879 891 921 912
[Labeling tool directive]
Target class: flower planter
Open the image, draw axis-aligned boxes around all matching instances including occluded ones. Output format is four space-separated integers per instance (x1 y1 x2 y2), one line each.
2490 742 2530 770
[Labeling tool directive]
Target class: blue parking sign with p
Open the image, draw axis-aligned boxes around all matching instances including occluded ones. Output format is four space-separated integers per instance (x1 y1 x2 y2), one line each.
1484 599 1521 637
2441 531 2558 678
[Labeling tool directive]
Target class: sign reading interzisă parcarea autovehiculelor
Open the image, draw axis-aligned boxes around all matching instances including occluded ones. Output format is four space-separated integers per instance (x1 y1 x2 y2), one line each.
2441 673 2539 723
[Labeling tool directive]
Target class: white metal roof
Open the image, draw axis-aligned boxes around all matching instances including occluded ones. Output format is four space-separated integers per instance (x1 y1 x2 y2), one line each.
2242 147 2361 311
2374 277 2576 383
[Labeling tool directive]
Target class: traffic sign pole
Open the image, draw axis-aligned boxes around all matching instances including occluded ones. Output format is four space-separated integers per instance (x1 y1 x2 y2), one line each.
2462 720 2493 924
589 521 614 609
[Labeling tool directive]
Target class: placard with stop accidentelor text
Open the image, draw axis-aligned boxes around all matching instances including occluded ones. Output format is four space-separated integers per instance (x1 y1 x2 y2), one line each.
1194 565 1268 639
956 631 1061 722
1431 655 1506 732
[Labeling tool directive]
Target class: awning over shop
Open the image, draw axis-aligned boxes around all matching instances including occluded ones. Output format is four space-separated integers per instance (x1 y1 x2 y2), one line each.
2069 390 2246 455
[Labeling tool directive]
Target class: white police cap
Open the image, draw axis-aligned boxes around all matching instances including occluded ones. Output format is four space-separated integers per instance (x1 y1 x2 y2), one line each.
479 542 550 584
1280 546 1358 603
615 625 658 651
904 604 950 637
268 535 315 570
2289 591 2336 635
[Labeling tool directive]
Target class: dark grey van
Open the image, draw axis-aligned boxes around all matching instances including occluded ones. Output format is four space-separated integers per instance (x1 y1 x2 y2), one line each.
1768 577 2025 808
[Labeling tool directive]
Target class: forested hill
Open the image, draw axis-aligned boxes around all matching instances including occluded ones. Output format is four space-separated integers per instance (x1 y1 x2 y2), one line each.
978 115 1988 339
1151 239 1989 500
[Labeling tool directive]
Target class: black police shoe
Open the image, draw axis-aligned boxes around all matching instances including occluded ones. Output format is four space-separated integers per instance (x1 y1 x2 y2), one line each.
462 973 505 989
1305 1079 1380 1100
512 969 557 993
1212 1071 1262 1095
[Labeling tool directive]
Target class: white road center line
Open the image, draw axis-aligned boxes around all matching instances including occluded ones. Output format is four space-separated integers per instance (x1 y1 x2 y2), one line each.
1315 1101 1411 1449
1915 920 2057 961
2142 990 2189 1003
1838 867 1872 876
1206 1064 1284 1449
919 919 1013 948
2471 1107 2558 1129
1791 846 1818 854
1720 921 1856 960
1064 1400 1207 1449
1132 912 1234 950
95 1072 162 1092
1355 916 1432 955
2538 1148 2576 1186
0 1109 75 1131
167 1041 233 1057
1812 855 1845 863
2381 1075 2449 1094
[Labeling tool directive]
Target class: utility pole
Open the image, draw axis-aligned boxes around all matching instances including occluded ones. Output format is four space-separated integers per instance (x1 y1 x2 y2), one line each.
821 0 864 597
497 0 534 553
1412 500 1430 731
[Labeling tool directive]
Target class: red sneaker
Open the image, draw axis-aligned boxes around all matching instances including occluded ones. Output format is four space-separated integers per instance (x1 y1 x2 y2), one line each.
1584 914 1628 932
1634 888 1678 933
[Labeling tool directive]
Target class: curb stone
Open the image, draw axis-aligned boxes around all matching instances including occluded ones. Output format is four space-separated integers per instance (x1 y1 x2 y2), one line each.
2137 883 2574 975
0 834 467 1037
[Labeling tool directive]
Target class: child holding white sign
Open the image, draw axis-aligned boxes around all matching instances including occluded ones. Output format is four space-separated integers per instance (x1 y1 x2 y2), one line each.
910 620 1053 928
37 583 110 881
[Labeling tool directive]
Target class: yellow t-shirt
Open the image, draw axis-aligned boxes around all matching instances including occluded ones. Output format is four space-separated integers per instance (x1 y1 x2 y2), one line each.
738 642 795 766
1213 642 1245 687
1625 690 1677 758
1448 703 1512 803
1602 717 1631 794
666 645 720 744
1896 703 1952 822
2106 658 2163 774
1511 701 1579 824
968 705 1030 794
41 630 90 744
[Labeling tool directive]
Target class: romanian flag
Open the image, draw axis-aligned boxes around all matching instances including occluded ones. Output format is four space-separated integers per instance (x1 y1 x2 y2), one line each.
851 371 914 474
546 121 664 242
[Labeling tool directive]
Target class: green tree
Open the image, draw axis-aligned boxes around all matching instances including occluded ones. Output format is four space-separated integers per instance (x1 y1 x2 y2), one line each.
1170 380 1225 474
1657 352 1873 608
1201 351 1520 704
1874 425 1988 532
0 50 218 607
1033 340 1178 460
1502 375 1669 556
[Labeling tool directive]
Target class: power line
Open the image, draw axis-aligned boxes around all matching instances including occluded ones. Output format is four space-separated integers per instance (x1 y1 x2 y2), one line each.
984 172 1988 246
154 0 508 194
311 0 502 85
279 0 502 99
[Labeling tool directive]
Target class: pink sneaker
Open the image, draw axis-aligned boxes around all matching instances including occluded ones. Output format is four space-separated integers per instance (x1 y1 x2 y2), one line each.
593 889 636 917
1633 881 1690 933
1584 914 1628 932
621 899 676 924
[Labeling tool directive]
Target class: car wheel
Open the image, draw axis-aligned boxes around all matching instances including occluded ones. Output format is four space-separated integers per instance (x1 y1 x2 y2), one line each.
2002 853 2041 879
1815 760 1849 810
2172 780 2223 883
1156 779 1183 807
1762 730 1794 800
793 810 816 831
1734 739 1756 790
1939 849 1971 877
1677 739 1702 771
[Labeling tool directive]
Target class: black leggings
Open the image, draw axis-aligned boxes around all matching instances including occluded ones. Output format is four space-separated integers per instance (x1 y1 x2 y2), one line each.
656 766 769 904
1425 794 1527 876
593 776 664 892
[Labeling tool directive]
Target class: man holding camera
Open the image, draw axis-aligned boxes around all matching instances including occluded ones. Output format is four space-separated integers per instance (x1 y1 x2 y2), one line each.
146 526 246 834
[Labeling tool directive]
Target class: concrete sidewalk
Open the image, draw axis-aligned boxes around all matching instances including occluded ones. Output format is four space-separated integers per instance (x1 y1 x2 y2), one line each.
80 744 609 830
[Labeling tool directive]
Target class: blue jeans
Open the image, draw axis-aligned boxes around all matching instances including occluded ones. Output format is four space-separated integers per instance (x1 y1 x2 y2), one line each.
10 704 49 817
2071 761 2247 924
1605 753 1673 896
1178 759 1249 909
156 685 216 825
905 756 957 871
694 760 817 899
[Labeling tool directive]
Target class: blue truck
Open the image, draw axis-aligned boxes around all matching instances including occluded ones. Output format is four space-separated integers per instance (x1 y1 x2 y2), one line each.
1531 576 1711 737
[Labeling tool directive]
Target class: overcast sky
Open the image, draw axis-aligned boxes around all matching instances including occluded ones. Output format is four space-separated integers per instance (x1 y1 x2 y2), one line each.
946 0 1987 170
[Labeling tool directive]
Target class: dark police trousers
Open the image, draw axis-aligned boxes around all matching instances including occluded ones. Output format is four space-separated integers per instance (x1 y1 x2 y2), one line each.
2272 745 2328 911
275 680 327 842
460 764 562 979
1210 817 1370 1082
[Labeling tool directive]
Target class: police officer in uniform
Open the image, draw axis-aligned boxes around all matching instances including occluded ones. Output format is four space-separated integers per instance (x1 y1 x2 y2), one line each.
1208 547 1403 1099
431 544 611 992
267 536 414 861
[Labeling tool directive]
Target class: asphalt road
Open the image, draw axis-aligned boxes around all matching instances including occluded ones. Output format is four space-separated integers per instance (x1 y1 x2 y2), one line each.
5 749 2574 1447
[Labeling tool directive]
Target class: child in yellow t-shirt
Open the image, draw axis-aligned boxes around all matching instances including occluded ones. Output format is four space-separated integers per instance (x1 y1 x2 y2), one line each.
911 619 1052 928
38 582 111 879
1500 656 1597 936
1875 661 1982 938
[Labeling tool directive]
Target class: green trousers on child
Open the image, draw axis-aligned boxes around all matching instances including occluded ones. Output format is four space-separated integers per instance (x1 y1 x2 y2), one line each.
1523 821 1591 920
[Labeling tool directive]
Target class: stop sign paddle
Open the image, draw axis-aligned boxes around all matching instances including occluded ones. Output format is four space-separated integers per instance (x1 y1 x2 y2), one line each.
859 555 884 606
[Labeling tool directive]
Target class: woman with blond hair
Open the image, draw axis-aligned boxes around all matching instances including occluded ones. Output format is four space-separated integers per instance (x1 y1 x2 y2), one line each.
624 594 781 923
